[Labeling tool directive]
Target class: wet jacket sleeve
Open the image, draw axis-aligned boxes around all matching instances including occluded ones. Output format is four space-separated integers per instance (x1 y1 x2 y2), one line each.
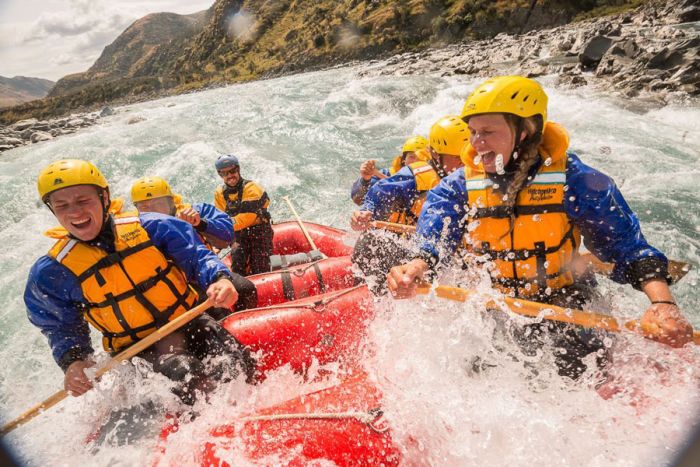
565 154 669 288
193 202 234 244
140 212 233 290
415 170 469 267
24 256 94 370
361 167 418 220
351 168 391 205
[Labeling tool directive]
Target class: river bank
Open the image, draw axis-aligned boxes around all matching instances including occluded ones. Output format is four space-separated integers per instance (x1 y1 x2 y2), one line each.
1 0 697 154
359 0 699 106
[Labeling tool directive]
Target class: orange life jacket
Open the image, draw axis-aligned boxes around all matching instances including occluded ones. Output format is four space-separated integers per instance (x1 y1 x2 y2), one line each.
462 122 581 298
47 212 198 352
387 160 441 226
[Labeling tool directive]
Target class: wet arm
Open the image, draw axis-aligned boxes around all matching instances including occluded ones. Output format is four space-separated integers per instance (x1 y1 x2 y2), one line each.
141 212 233 290
24 257 94 371
565 154 670 288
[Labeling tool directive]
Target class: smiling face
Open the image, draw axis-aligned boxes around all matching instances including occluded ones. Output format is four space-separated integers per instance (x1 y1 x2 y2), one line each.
218 165 241 187
135 196 175 216
467 114 518 174
48 185 108 241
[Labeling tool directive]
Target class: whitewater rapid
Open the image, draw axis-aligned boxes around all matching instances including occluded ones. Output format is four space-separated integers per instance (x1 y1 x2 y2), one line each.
0 65 698 466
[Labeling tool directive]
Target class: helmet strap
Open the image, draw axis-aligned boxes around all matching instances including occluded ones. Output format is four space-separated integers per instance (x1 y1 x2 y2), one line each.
98 187 111 226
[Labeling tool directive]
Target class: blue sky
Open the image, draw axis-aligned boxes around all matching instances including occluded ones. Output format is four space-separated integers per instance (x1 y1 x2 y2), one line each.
0 0 214 81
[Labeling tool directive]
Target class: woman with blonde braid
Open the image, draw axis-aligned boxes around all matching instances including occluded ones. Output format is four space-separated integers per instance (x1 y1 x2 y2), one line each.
387 76 693 379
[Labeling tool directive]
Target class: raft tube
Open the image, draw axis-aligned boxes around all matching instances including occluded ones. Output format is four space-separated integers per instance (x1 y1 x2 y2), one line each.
246 256 355 308
170 374 401 466
156 287 398 465
223 285 373 377
272 221 353 257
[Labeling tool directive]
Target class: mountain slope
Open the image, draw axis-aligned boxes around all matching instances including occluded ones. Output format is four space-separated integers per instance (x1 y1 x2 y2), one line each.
0 76 55 108
1 0 648 123
49 10 210 97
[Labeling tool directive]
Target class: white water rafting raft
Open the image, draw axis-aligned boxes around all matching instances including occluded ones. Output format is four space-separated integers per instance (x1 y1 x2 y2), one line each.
2 220 699 466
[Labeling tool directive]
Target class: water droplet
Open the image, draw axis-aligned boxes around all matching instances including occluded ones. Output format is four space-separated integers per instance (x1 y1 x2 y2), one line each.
493 183 500 189
568 196 576 201
513 151 519 160
473 154 482 165
532 214 541 222
543 157 552 166
495 153 505 174
563 185 569 191
544 287 552 296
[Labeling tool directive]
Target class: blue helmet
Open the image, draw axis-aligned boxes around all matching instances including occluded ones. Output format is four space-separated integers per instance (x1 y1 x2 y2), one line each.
215 154 240 171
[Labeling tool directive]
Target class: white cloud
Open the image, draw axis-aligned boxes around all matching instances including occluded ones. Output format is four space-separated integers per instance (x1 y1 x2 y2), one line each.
0 0 213 80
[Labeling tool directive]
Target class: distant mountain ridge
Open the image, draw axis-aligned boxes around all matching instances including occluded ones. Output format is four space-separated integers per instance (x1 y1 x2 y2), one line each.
0 76 54 108
0 0 653 123
49 10 210 98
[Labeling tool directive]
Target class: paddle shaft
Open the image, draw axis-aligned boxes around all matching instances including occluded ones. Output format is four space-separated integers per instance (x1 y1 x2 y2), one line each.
282 196 321 253
0 299 213 436
416 284 700 345
370 221 690 283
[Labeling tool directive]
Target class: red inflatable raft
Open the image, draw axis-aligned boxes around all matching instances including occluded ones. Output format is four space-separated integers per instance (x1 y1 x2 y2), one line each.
224 285 373 377
272 221 353 257
159 374 400 466
155 285 401 465
247 256 355 308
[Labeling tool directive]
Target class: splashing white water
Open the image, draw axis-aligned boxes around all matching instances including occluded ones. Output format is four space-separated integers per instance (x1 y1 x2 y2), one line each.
0 65 698 465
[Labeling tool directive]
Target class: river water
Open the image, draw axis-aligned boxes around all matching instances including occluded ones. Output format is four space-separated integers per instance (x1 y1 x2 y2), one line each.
0 65 698 466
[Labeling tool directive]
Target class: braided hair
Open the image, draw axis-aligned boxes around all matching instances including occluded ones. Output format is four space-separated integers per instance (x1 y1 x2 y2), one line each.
500 114 544 236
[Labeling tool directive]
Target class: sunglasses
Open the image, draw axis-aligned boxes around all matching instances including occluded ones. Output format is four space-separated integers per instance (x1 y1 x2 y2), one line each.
218 167 239 177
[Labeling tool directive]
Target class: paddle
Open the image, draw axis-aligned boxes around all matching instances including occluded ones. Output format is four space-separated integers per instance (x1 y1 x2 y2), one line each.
0 299 213 436
281 196 326 259
414 283 700 346
370 220 691 284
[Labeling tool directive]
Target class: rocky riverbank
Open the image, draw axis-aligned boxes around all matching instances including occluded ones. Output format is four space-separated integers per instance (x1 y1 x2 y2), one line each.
2 1 696 154
359 0 699 106
0 107 116 153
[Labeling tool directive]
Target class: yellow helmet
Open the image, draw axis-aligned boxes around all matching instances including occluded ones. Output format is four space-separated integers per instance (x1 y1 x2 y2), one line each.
38 159 108 202
429 116 470 157
461 76 548 123
130 176 174 203
401 136 428 154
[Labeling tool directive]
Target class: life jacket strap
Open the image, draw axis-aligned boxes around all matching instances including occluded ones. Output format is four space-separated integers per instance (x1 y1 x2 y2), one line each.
473 224 576 262
75 240 154 283
471 203 566 220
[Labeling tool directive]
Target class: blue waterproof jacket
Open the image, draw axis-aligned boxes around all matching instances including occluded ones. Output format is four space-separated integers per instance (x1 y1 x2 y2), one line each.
192 202 234 244
360 166 419 220
351 168 391 206
24 212 234 369
416 153 668 286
